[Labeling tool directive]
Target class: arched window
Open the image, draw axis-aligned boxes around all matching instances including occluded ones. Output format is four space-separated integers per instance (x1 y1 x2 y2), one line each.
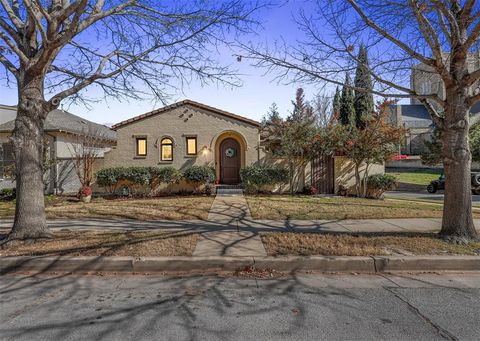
161 138 173 161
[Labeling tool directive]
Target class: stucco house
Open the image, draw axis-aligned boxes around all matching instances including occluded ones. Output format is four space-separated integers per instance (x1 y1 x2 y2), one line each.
105 100 262 186
104 100 384 194
0 104 116 194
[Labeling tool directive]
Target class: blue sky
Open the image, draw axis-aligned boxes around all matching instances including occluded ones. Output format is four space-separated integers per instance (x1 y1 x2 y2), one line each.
0 1 326 125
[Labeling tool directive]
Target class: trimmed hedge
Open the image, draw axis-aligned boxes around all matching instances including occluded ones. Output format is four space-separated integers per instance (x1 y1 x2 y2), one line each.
240 165 289 193
95 167 125 193
183 165 216 192
148 166 182 185
96 165 212 195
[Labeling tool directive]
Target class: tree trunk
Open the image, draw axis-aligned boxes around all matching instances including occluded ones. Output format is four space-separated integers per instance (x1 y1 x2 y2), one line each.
440 88 478 241
6 73 52 242
362 163 370 198
354 164 361 197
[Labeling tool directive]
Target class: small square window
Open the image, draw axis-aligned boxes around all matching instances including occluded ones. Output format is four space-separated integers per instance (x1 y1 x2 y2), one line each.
186 137 197 155
136 137 147 156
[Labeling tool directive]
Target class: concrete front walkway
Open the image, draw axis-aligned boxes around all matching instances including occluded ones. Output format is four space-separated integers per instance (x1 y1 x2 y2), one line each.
193 189 266 257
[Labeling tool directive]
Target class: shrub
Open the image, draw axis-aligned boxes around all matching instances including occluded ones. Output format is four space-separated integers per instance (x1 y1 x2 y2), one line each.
147 166 182 195
122 167 151 194
149 166 182 184
366 174 397 199
183 165 216 193
95 167 124 194
205 183 216 196
0 188 15 201
240 165 289 193
302 185 318 195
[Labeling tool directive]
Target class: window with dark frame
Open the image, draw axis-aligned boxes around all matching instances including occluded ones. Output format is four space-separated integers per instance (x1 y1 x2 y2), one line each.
136 137 147 157
186 136 197 156
161 138 173 161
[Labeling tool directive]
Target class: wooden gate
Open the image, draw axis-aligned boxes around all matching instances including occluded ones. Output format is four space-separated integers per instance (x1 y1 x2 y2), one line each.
311 155 335 194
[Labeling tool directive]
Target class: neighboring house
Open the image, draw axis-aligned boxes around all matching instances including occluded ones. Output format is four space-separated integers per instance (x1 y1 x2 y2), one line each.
411 51 480 109
0 105 116 194
389 52 480 158
389 103 480 156
104 100 384 194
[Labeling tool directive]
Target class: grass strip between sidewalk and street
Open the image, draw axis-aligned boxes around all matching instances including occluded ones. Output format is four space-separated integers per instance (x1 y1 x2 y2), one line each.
0 231 199 257
261 232 480 257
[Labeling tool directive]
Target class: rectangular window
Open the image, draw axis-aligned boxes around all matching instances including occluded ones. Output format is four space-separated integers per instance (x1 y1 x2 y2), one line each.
186 137 197 155
136 137 147 156
161 145 173 161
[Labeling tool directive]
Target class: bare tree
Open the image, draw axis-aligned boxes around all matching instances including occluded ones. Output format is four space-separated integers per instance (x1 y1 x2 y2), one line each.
242 1 480 241
67 128 110 193
0 0 262 243
311 92 332 128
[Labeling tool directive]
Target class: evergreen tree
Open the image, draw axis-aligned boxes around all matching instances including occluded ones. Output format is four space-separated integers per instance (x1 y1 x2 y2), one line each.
262 102 281 126
339 73 355 126
333 86 341 119
354 45 374 129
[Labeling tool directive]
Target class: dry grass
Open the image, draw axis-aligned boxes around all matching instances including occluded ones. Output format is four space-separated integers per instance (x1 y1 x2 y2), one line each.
261 232 480 256
0 196 214 220
246 195 479 220
0 201 15 218
0 230 198 257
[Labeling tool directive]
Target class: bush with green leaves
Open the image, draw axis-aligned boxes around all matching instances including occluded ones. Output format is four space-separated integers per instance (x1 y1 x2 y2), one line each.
121 167 151 194
96 166 183 195
240 165 289 193
183 165 216 192
366 174 397 199
147 166 182 194
0 188 16 201
95 167 125 194
148 166 182 185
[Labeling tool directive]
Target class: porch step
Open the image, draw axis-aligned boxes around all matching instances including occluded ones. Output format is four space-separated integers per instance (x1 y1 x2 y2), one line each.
215 184 244 190
215 184 244 195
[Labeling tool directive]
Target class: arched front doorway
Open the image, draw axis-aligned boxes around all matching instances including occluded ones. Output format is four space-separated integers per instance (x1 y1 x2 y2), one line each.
219 138 241 184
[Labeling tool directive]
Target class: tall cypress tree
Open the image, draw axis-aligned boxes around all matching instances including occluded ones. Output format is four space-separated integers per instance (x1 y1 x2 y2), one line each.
339 73 355 126
354 45 374 129
333 86 341 119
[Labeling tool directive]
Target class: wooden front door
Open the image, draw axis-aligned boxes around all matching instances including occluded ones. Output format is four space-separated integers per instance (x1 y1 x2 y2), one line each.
220 138 241 184
311 155 335 194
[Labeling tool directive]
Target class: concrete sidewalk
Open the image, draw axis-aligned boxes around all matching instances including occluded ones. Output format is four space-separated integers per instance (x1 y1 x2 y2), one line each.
194 189 266 257
2 217 479 233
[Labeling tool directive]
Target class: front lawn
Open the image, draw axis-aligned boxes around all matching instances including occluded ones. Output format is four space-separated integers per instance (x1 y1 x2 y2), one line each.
0 230 198 257
0 196 214 220
246 195 468 220
262 232 480 256
386 168 442 185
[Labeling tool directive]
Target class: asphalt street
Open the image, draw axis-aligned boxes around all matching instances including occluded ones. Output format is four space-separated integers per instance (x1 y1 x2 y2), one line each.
1 273 480 340
386 190 480 204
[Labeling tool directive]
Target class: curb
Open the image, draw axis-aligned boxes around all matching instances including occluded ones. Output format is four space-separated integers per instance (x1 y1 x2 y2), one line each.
1 255 480 274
